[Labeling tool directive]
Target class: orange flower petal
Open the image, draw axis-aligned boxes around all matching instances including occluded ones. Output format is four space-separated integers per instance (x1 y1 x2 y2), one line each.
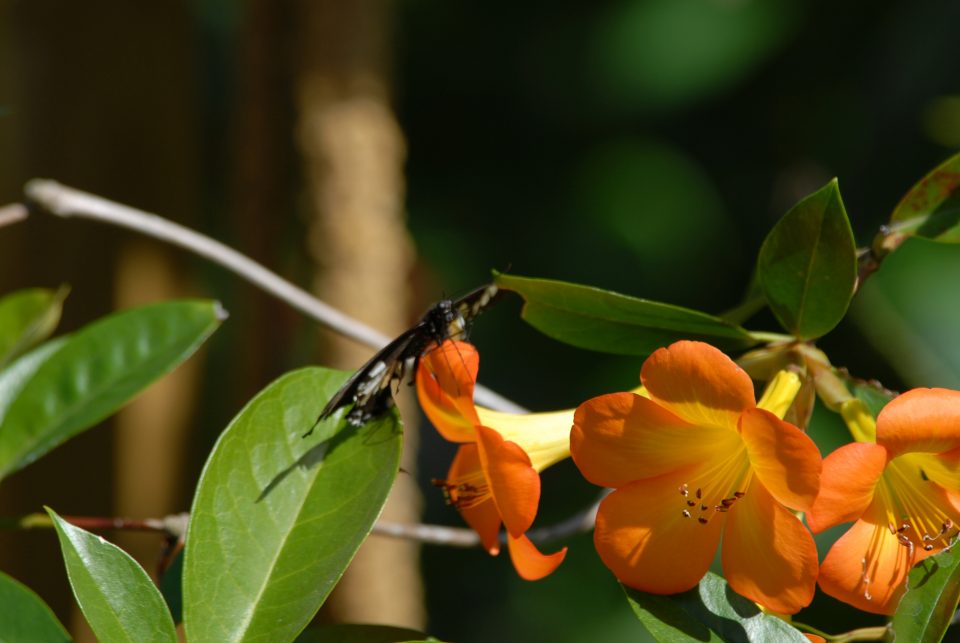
475 425 540 537
739 408 821 512
807 442 887 533
447 444 501 554
572 392 735 488
817 505 919 615
721 479 818 614
641 341 756 430
804 636 826 643
594 473 723 595
506 533 567 580
877 388 960 458
416 341 481 442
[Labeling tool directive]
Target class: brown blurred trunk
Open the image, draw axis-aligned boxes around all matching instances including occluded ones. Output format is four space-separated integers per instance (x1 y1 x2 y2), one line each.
0 3 200 640
295 0 425 629
111 242 201 577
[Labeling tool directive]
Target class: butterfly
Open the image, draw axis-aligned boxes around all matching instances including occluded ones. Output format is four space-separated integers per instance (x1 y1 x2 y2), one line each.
306 283 501 435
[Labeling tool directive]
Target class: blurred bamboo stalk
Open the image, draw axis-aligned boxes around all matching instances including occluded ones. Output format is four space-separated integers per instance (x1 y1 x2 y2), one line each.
295 0 425 629
112 242 202 574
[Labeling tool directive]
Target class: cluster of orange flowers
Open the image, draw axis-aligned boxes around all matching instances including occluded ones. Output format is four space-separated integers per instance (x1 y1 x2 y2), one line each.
416 339 960 616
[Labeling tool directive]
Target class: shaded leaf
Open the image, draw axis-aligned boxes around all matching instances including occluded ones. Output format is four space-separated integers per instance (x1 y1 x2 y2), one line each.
183 367 402 643
849 380 896 420
624 574 807 642
0 286 67 369
891 546 960 643
295 624 439 643
47 508 177 643
0 300 224 480
0 570 71 643
889 151 960 242
495 273 757 357
757 179 857 339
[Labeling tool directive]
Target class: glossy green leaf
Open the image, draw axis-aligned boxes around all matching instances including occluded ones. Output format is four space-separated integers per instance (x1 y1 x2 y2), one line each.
891 546 960 643
0 570 71 643
495 273 757 357
624 574 807 642
888 151 960 242
46 508 177 643
295 624 438 643
0 286 67 369
757 179 857 339
183 367 402 643
0 300 224 480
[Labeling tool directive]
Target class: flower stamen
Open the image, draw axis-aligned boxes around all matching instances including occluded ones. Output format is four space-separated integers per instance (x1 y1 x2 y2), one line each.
678 482 747 523
432 473 490 509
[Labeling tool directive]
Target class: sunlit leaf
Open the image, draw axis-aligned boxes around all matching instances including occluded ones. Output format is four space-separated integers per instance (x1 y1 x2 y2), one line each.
0 300 224 480
183 367 402 643
295 624 439 643
0 286 67 369
757 179 857 339
47 508 177 643
891 546 960 643
0 570 71 643
624 574 807 642
888 151 960 242
495 273 757 357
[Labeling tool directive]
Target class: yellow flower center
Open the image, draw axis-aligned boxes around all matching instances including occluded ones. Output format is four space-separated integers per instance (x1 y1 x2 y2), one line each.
433 469 491 510
678 436 752 525
876 454 959 555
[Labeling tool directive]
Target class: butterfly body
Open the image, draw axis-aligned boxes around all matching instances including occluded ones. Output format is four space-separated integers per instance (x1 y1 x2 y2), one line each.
312 283 499 431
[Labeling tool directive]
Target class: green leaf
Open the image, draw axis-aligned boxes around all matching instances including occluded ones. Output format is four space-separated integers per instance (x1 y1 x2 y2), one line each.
850 380 896 420
0 286 67 369
891 546 960 643
0 570 71 643
0 300 224 480
757 179 857 339
46 508 177 643
183 367 402 643
495 273 758 357
295 624 438 643
889 151 960 242
623 574 807 642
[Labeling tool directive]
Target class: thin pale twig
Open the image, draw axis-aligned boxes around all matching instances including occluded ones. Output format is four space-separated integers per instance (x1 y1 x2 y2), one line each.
23 179 525 413
0 203 29 229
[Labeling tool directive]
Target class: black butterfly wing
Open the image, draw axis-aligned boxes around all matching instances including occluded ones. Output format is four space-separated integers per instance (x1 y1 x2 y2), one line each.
313 323 424 429
308 282 501 435
453 283 500 333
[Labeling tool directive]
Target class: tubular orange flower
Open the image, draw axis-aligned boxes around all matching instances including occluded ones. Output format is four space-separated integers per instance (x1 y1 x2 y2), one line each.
570 340 821 614
416 340 568 580
807 388 960 614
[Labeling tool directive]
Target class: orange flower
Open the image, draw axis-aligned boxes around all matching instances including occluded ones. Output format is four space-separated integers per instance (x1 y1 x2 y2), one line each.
416 341 568 580
807 388 960 614
570 341 821 614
